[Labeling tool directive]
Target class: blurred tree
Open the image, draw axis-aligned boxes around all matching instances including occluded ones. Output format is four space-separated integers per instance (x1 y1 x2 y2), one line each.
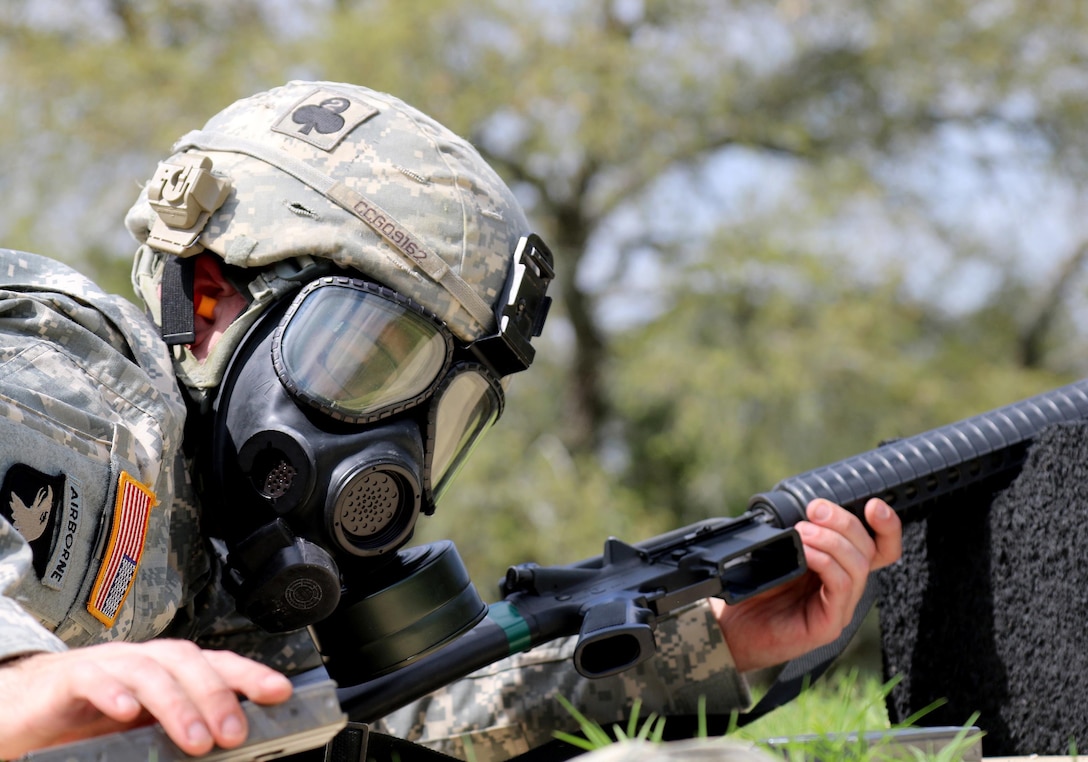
608 225 1073 525
0 0 292 293
1 0 1087 589
306 0 1088 458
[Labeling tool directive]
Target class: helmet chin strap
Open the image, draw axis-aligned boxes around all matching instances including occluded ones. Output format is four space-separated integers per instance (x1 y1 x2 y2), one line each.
160 256 197 346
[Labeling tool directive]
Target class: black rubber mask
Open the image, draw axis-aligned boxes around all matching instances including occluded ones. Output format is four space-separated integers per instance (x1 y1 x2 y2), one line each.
199 236 554 682
203 281 499 681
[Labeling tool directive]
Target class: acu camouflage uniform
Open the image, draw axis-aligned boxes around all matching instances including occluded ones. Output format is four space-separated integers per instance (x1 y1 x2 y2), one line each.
1 80 753 761
0 250 317 672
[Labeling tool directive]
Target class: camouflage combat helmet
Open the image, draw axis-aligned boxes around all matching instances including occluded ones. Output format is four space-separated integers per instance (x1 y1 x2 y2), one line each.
127 80 549 394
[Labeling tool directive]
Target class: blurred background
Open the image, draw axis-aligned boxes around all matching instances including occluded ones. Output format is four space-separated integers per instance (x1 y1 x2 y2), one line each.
3 0 1087 671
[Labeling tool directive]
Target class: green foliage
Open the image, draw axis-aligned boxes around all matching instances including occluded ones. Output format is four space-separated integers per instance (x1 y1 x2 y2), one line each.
552 671 985 761
608 229 1075 526
739 671 984 762
552 695 668 751
735 672 925 743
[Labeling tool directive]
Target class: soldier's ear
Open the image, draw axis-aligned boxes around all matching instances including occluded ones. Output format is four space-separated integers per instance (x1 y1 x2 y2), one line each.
193 254 240 303
190 254 248 361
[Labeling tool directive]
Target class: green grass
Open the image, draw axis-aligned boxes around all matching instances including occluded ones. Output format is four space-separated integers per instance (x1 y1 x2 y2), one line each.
553 669 986 761
735 670 981 761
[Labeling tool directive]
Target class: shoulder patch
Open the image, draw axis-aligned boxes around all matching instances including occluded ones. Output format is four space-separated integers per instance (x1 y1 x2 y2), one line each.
87 471 156 627
271 87 379 151
0 464 65 583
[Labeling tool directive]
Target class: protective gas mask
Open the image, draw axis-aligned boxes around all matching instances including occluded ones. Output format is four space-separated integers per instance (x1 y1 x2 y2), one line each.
197 236 553 683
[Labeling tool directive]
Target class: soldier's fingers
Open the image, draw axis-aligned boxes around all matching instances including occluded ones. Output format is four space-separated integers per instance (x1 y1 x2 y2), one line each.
795 524 867 630
805 499 877 563
63 663 143 724
201 648 293 705
91 640 237 755
116 658 218 753
863 498 902 569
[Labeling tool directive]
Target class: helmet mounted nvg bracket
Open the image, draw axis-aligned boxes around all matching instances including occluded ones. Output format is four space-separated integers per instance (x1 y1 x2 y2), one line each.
147 153 233 346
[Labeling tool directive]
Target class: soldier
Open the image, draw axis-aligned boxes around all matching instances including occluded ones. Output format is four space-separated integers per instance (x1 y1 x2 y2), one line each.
0 81 901 760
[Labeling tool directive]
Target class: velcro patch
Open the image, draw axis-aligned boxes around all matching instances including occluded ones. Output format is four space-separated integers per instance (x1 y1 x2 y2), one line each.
87 472 156 627
271 87 379 151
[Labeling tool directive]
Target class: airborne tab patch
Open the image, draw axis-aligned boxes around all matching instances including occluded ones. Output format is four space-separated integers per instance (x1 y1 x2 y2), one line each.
87 472 156 627
271 88 379 151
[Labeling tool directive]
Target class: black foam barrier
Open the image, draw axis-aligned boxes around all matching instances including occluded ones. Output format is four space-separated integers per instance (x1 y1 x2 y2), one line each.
879 421 1088 757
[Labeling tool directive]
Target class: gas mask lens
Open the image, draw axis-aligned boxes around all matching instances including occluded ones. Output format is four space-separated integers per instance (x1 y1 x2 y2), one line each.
429 367 504 503
273 277 453 423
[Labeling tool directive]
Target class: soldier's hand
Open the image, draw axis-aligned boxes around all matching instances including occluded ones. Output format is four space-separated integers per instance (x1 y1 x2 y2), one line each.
0 639 293 759
712 497 901 673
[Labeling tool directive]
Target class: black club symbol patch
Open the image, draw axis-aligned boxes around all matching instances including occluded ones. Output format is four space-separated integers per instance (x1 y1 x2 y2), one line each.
272 89 378 150
291 97 351 135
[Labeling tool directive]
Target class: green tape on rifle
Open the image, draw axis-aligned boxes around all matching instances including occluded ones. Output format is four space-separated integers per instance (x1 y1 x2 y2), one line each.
489 601 532 654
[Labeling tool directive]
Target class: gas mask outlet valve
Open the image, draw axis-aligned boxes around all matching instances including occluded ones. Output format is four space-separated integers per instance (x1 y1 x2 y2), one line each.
225 519 342 633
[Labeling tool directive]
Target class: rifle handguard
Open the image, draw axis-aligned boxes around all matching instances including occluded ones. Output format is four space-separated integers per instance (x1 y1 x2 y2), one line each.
750 378 1088 527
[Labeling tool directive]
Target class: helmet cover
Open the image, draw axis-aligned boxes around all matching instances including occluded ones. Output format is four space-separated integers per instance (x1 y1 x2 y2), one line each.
127 81 531 361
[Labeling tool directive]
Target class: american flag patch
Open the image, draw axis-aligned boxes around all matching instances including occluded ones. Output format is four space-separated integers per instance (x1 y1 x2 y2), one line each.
87 471 156 627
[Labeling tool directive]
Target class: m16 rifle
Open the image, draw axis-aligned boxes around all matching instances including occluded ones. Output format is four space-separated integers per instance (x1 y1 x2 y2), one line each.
337 377 1088 723
21 378 1088 761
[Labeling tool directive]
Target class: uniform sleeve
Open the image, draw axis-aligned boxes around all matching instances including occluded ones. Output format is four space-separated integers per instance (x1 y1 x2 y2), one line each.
371 600 751 762
0 519 67 661
0 251 195 651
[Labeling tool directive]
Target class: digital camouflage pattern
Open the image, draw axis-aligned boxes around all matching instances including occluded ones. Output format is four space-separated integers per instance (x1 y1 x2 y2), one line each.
0 250 320 674
0 249 191 656
126 81 528 394
372 602 751 762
